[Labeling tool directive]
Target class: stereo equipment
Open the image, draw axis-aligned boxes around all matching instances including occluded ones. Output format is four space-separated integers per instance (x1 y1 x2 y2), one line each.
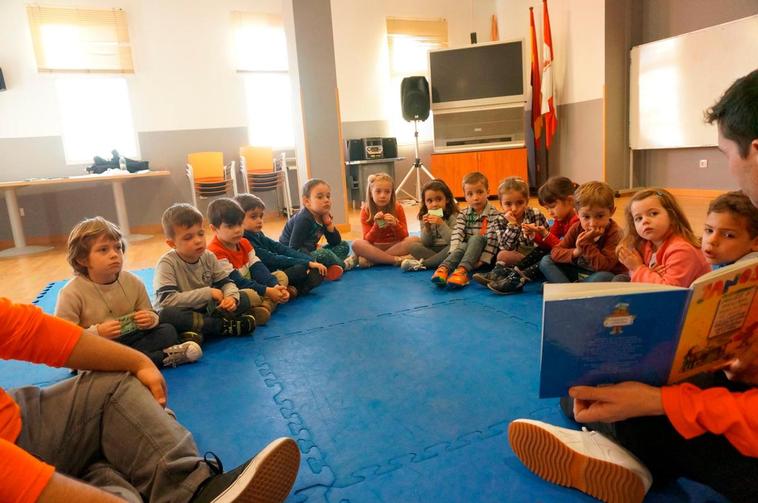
346 139 365 161
381 137 398 159
363 137 383 159
401 76 430 122
0 69 6 91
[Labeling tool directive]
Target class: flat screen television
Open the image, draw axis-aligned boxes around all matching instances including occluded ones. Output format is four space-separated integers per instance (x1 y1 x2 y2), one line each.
429 40 525 110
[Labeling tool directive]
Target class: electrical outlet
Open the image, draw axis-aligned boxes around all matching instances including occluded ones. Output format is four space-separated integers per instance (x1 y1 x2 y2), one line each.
19 208 25 217
699 159 708 168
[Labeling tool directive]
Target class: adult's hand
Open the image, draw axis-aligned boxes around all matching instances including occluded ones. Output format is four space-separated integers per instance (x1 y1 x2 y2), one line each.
135 364 167 407
570 381 664 423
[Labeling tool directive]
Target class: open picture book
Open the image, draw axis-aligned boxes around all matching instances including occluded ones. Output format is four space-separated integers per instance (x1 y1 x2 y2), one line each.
539 257 758 398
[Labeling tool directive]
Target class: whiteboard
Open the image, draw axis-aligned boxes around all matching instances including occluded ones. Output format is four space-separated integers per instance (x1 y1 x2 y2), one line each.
630 15 758 150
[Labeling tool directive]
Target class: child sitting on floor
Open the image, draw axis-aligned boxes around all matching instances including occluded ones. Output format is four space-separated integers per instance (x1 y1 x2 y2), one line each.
206 198 289 324
279 178 350 280
485 176 579 294
473 176 546 285
55 216 202 368
431 171 500 289
235 193 325 296
617 188 710 286
154 203 256 341
701 191 758 268
347 173 418 268
539 181 625 283
401 179 459 272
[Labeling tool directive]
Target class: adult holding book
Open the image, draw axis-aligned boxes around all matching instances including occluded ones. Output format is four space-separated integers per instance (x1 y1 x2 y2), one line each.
509 70 758 503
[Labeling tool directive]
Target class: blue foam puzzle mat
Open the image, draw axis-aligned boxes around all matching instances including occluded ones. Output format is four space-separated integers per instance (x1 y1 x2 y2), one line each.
1 266 726 502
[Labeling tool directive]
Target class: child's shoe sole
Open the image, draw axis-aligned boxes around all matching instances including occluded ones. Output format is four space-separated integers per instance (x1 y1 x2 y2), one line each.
508 420 646 503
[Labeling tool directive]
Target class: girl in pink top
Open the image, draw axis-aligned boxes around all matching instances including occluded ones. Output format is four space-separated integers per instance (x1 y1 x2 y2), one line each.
618 188 711 287
348 173 419 267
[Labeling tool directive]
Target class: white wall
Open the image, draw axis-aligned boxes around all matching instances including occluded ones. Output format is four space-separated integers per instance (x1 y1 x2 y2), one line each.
0 0 282 139
330 0 499 124
495 0 605 107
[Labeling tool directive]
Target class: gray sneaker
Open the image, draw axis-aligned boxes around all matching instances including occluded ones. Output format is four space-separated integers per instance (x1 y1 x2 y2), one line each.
162 341 203 367
401 258 426 272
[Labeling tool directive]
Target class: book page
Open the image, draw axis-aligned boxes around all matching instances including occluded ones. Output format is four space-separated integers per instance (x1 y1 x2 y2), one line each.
669 258 758 383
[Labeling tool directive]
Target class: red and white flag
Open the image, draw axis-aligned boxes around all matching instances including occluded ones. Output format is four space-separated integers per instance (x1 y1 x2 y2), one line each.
541 0 558 149
529 7 542 150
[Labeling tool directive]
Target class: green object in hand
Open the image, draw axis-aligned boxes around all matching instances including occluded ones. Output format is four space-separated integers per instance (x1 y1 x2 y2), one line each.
118 313 137 335
428 208 444 217
376 219 387 228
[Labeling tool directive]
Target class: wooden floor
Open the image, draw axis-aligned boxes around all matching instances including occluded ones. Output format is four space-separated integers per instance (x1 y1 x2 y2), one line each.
0 193 714 304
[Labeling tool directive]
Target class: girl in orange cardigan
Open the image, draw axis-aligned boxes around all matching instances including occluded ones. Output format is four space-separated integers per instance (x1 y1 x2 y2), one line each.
617 188 711 286
347 173 419 267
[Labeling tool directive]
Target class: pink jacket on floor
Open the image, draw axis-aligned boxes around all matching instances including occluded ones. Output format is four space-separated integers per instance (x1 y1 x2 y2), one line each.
630 234 711 287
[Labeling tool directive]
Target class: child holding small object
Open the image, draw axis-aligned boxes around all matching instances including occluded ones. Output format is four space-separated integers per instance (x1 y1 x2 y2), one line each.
55 217 202 368
348 173 418 267
401 179 459 272
617 188 710 286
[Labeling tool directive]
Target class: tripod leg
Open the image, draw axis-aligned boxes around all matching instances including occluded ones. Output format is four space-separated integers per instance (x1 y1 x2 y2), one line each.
396 163 419 200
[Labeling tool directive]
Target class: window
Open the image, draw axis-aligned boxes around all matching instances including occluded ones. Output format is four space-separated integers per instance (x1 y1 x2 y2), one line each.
386 18 448 144
27 6 133 73
233 12 294 149
56 77 139 164
27 6 138 164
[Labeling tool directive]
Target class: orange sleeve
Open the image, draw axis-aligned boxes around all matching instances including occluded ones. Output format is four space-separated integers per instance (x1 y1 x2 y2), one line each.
550 222 581 264
0 439 55 503
661 383 758 457
0 298 82 366
361 206 381 242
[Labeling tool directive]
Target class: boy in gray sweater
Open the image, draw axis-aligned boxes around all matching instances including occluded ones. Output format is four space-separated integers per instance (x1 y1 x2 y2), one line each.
155 204 256 342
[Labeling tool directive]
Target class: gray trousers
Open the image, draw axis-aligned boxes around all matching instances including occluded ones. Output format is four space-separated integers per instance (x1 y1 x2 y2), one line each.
12 371 211 502
441 235 487 272
408 243 449 269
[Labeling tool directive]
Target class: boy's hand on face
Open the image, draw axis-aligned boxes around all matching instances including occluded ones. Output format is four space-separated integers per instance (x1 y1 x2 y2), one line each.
97 320 122 339
505 211 518 225
133 310 155 330
210 288 224 302
322 213 333 227
309 261 328 276
217 296 237 312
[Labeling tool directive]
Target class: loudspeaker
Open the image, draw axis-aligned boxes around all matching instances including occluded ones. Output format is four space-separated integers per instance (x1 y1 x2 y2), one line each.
0 69 6 91
401 76 430 122
346 139 365 161
381 137 397 159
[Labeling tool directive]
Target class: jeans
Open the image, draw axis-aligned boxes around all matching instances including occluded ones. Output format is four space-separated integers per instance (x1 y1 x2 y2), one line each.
559 373 758 503
441 235 487 272
12 372 211 502
158 291 252 340
115 323 180 367
539 255 615 283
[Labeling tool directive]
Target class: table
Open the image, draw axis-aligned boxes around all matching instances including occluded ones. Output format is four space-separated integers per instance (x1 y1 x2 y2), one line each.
345 157 405 209
0 170 170 258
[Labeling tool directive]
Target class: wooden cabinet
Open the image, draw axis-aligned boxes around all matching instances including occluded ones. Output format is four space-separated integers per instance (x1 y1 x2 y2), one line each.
431 148 528 198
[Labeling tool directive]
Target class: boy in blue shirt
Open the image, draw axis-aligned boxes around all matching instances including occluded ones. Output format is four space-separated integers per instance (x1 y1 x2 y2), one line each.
235 193 325 296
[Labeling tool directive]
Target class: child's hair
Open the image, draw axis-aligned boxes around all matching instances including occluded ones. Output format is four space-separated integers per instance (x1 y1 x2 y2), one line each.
624 188 700 250
207 198 244 228
235 193 266 213
574 181 615 211
161 203 203 239
67 216 125 276
705 69 758 157
461 171 489 191
538 176 579 205
497 176 529 199
708 191 758 238
365 172 397 223
418 179 459 220
302 178 329 198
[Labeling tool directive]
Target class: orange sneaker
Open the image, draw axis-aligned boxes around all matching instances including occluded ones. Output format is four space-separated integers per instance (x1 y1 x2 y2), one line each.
326 265 344 281
431 266 449 287
446 266 470 288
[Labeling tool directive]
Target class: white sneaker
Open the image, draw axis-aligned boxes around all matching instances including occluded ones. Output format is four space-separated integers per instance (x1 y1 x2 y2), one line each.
508 419 652 503
401 258 426 272
343 254 359 271
162 341 203 367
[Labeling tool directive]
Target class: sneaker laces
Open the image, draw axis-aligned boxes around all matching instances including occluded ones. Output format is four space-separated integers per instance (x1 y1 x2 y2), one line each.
203 451 224 475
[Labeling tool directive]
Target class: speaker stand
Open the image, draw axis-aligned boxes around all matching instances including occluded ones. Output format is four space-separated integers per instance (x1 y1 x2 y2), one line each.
395 120 434 203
